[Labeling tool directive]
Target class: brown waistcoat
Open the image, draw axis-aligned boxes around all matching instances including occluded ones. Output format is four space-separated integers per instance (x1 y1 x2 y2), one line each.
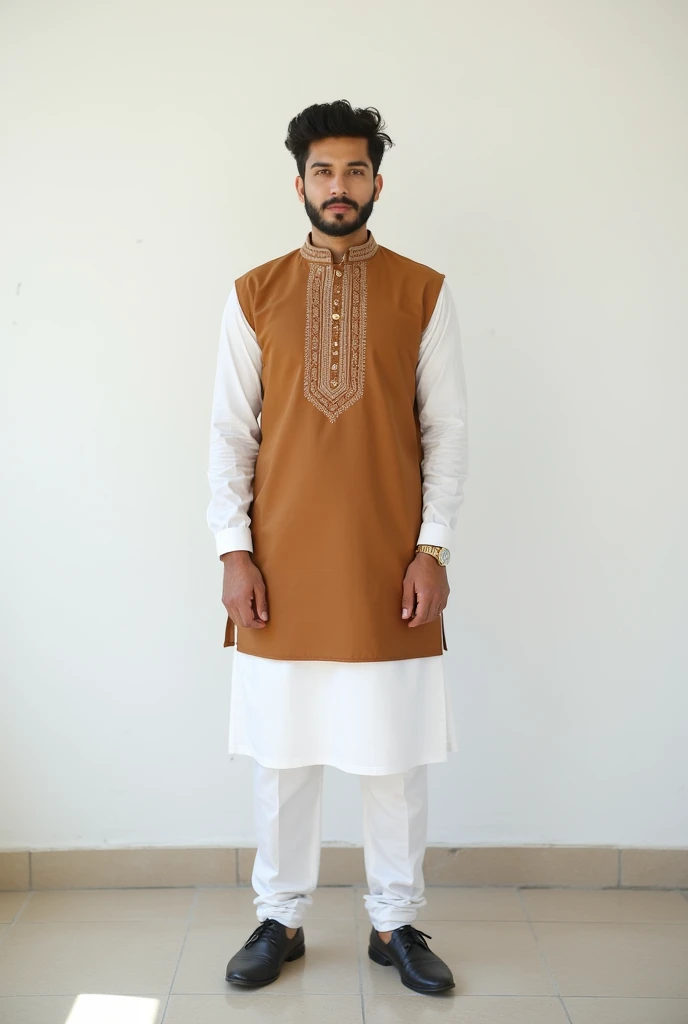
224 231 447 661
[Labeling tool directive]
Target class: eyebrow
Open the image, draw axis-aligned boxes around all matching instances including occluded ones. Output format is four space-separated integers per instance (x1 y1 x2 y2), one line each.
309 160 370 169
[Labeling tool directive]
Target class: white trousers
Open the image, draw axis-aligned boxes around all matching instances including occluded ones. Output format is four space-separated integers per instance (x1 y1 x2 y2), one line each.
250 758 429 931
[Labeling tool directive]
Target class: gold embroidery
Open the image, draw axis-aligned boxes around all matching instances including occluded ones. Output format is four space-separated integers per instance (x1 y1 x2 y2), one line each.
300 232 378 264
300 233 377 423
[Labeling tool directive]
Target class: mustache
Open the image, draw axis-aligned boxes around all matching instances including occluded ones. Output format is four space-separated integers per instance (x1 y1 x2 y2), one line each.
323 199 357 210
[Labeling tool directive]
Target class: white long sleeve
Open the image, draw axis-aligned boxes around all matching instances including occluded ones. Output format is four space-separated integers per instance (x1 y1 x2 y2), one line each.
206 287 263 558
414 281 469 551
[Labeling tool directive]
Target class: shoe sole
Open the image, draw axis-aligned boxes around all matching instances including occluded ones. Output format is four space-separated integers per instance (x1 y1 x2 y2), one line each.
368 944 455 994
226 942 306 987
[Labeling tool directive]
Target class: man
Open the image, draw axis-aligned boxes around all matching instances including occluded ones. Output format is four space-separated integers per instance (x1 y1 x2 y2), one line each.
207 99 469 995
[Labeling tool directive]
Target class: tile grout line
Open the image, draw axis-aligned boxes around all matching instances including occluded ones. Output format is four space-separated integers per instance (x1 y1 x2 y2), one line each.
351 886 366 1022
515 887 574 1024
159 887 200 1024
0 889 36 950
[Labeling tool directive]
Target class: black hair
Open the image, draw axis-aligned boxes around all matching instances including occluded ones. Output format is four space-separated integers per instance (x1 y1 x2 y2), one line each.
285 99 394 178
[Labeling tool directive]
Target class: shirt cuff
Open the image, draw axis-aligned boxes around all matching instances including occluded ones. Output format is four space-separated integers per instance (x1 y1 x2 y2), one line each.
416 523 454 551
215 526 253 558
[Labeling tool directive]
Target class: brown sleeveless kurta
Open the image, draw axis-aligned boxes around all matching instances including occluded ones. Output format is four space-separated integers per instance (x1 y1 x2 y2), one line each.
223 231 447 661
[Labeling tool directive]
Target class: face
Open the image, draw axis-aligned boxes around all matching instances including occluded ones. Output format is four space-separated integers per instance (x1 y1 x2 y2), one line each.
296 136 383 237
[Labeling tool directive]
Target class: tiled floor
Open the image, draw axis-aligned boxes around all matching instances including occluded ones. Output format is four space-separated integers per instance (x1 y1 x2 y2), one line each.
1 886 688 1022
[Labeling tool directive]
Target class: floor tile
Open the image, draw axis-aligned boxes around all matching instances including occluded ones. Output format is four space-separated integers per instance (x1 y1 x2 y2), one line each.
354 886 526 921
20 888 195 922
521 888 688 923
0 894 29 924
0 920 187 996
534 921 688 997
164 993 363 1023
4 886 687 1018
359 920 556 996
564 997 688 1023
0 993 165 1023
172 920 359 995
364 994 569 1021
193 885 356 923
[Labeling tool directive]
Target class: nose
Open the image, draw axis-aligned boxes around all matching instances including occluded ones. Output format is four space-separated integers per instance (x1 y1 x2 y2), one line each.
329 178 349 196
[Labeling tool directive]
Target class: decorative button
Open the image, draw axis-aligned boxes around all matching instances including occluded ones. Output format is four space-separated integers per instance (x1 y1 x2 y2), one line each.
335 270 342 277
332 313 340 320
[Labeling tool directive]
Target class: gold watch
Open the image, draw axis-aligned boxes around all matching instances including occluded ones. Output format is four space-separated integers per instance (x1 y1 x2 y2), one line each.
416 544 451 566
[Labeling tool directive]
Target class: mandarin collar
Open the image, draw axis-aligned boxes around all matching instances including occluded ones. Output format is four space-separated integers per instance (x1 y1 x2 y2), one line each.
300 230 379 265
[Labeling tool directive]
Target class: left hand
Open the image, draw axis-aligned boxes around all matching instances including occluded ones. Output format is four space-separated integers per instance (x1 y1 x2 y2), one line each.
401 552 450 627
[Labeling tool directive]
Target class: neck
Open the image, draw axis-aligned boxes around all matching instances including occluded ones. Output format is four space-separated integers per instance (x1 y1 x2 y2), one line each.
308 225 370 263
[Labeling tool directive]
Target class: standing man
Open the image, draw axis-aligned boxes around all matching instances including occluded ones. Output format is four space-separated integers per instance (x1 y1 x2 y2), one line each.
207 100 468 995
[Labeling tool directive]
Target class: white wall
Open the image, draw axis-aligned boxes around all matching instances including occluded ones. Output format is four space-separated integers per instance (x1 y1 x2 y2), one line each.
1 0 686 852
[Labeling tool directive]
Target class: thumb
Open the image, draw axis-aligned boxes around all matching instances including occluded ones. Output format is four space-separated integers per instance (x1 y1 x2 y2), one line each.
254 581 269 621
401 576 415 619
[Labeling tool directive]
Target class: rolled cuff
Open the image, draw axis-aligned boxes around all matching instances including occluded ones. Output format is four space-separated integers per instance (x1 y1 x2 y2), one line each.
216 526 253 558
416 522 454 551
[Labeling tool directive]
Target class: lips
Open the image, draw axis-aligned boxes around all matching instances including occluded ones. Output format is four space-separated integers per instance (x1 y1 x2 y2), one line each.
327 204 354 211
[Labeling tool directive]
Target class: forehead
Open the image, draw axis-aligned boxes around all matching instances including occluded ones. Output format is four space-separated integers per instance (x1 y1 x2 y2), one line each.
306 136 371 167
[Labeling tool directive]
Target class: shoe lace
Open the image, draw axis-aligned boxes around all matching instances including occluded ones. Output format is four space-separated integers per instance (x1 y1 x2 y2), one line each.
245 918 286 949
394 924 433 953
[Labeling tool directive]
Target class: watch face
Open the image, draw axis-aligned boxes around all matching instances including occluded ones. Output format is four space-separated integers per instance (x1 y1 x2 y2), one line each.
439 548 451 566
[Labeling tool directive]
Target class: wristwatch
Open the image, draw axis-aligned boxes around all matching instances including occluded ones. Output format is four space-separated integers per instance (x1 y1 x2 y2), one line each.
415 544 451 566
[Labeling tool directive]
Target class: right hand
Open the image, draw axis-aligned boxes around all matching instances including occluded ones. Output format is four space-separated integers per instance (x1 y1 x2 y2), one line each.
221 551 269 629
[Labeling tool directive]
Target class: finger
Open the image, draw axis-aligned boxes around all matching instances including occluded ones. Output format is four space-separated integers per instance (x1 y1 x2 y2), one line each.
426 602 441 622
253 582 269 622
409 589 431 626
401 575 415 620
228 605 248 629
245 596 266 628
233 598 261 629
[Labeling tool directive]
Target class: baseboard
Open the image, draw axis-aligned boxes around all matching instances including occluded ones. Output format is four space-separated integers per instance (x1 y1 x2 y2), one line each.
2 846 687 891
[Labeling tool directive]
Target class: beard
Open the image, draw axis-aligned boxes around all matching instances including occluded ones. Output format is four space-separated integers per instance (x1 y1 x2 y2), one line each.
303 187 376 237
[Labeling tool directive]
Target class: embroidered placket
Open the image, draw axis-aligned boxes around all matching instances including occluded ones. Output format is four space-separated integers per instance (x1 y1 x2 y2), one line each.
303 260 368 423
300 233 376 423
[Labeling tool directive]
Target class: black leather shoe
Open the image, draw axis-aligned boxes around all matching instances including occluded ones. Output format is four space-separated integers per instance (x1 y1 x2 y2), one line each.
225 918 305 987
368 924 455 994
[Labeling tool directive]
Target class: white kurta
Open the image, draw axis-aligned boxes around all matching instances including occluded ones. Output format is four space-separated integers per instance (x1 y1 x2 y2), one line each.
207 271 469 776
228 651 459 775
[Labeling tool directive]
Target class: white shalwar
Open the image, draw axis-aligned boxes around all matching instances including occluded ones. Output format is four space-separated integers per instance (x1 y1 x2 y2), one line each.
251 760 431 930
208 278 469 776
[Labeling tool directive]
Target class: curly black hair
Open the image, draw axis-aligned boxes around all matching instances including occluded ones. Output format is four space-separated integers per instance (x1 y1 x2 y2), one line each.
285 100 394 178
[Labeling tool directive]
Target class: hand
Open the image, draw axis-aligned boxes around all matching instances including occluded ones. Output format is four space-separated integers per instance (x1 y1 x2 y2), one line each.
221 551 269 629
401 552 450 627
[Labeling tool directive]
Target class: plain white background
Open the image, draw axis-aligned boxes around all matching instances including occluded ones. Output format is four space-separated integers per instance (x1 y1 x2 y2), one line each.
1 0 686 851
